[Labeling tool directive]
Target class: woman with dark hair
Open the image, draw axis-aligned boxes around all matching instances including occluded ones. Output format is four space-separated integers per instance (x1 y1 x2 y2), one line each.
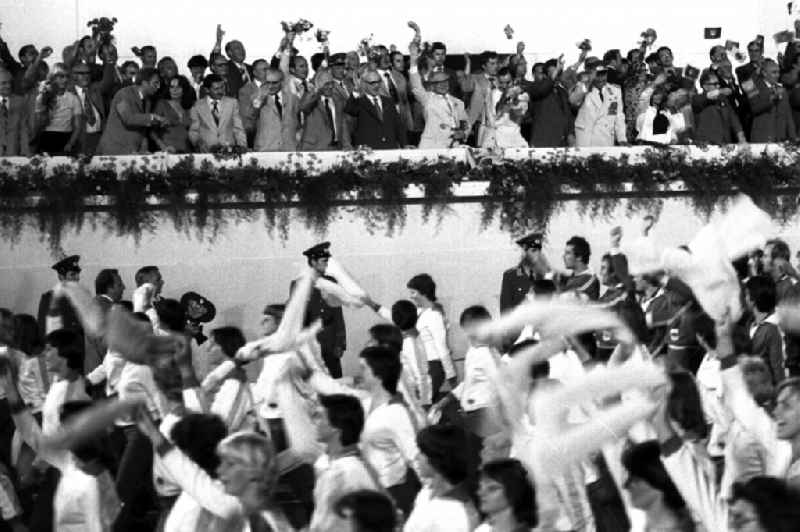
404 423 480 531
407 274 456 403
476 458 537 532
728 476 800 532
621 441 695 532
150 74 195 153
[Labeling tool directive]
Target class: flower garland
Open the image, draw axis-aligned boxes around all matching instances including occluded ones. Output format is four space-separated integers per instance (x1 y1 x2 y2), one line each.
1 146 799 255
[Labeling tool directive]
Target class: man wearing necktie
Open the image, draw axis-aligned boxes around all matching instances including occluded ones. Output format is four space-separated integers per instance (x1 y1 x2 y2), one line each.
223 39 252 98
344 69 405 149
408 43 468 149
253 68 299 152
430 41 464 100
0 69 30 156
298 70 352 150
71 63 106 155
463 51 500 145
188 73 247 151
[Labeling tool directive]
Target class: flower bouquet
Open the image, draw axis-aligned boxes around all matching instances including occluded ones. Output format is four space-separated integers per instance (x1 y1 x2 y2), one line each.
577 39 592 52
209 144 248 161
87 17 117 46
281 19 314 35
315 29 330 43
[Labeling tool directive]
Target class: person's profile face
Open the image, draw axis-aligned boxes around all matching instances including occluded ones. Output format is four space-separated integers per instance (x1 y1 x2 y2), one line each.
563 244 577 269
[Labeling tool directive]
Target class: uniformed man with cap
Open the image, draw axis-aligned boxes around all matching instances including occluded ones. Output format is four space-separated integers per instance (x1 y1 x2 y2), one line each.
180 291 216 345
293 242 347 378
36 255 84 339
499 233 549 314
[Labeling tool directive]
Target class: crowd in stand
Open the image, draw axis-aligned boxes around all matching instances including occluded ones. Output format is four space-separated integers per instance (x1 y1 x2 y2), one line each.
3 17 800 157
0 203 798 531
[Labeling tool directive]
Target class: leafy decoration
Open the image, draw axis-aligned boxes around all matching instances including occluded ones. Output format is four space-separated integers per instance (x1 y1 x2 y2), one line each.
1 146 799 256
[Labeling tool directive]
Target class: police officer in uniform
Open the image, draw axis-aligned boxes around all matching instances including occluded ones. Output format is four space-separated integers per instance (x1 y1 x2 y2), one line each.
499 233 549 313
36 255 84 339
294 242 347 378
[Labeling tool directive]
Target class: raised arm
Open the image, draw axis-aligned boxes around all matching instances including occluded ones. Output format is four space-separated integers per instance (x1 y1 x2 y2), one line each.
408 43 429 105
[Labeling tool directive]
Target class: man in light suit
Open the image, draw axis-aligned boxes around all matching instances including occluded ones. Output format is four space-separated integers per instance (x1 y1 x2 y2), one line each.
253 68 299 152
462 51 500 145
0 68 31 156
299 70 351 150
238 59 269 147
189 74 247 152
344 69 406 149
96 68 166 155
408 44 467 149
574 67 628 147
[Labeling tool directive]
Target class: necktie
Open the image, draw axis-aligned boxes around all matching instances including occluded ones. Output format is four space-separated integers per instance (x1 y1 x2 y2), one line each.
211 100 220 126
302 80 308 93
488 76 497 90
83 91 97 127
442 94 455 125
0 98 7 121
384 72 398 103
372 96 382 116
274 94 283 119
598 88 604 103
324 97 337 141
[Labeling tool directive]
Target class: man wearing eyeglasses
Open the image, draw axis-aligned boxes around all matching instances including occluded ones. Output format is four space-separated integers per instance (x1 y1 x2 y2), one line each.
343 69 405 149
253 67 299 152
70 60 115 155
96 67 167 155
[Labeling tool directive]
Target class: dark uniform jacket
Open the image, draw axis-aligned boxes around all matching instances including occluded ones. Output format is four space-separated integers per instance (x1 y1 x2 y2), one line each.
292 275 347 356
37 290 83 340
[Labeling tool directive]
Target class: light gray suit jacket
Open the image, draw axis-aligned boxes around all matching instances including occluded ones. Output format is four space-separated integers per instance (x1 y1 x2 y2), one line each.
189 96 247 150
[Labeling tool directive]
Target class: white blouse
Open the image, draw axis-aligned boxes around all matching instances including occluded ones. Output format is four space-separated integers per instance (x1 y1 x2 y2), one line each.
403 487 474 532
416 308 456 379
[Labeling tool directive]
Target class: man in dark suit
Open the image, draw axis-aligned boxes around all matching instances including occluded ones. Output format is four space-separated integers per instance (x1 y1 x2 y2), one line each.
37 255 84 341
84 268 125 374
70 61 117 155
429 42 463 100
96 67 166 155
224 40 252 99
293 242 347 378
0 68 31 156
299 70 351 150
528 58 575 147
344 70 405 149
747 59 797 142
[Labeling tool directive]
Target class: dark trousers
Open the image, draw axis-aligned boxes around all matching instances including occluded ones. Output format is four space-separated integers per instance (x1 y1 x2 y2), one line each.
81 132 102 156
0 399 13 468
428 360 445 403
113 425 157 532
322 349 343 379
38 131 72 155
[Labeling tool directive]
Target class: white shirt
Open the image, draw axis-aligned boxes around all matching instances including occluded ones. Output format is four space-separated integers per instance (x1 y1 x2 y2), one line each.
309 452 378 532
451 345 499 412
403 487 474 532
86 350 126 397
210 378 255 432
117 362 168 425
416 308 455 378
42 377 90 436
252 351 294 420
320 96 338 140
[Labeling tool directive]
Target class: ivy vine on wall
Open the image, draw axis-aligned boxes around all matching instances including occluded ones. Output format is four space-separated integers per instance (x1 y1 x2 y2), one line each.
0 145 798 255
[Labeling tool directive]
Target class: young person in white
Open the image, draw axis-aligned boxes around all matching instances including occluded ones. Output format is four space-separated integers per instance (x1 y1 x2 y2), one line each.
407 274 456 403
1 363 119 532
40 331 90 435
299 344 423 514
138 413 292 532
434 305 502 438
308 393 379 531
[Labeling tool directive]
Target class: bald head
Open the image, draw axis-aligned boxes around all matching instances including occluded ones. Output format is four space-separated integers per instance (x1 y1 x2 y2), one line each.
361 69 382 96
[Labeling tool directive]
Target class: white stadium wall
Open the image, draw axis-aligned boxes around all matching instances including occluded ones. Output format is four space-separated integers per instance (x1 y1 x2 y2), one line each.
1 199 798 376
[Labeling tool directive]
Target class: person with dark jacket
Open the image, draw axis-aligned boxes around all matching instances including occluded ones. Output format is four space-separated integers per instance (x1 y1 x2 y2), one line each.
527 58 574 147
692 70 746 144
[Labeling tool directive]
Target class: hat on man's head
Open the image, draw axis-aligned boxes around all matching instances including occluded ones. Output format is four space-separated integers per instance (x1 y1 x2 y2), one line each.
330 53 347 66
52 255 81 275
180 291 216 323
303 242 332 260
516 233 543 250
584 56 602 69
